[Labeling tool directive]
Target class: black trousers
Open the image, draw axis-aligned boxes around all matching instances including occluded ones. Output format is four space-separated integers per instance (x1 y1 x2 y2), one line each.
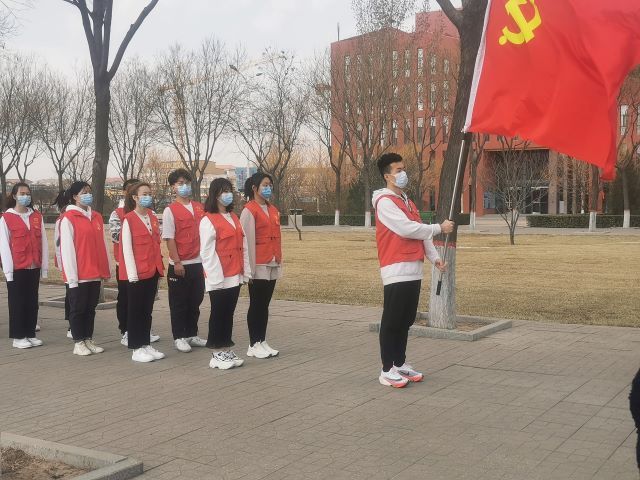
115 264 128 335
127 274 159 350
379 280 421 372
7 268 40 339
68 281 101 341
207 286 240 349
630 367 640 468
247 280 277 345
64 284 70 323
168 263 205 339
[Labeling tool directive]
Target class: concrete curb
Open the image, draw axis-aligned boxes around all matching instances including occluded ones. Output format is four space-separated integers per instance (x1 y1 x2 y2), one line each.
1 432 143 479
369 314 512 341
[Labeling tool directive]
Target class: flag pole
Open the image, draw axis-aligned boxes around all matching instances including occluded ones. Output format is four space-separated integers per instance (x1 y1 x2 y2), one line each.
436 131 472 296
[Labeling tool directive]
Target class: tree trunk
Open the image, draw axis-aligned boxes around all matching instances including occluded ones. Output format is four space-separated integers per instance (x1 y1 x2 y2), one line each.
589 164 599 232
622 166 631 229
363 164 371 227
429 2 487 330
571 162 578 214
92 79 111 214
335 169 341 226
416 156 425 210
469 159 477 230
193 171 203 203
0 174 7 210
58 171 64 193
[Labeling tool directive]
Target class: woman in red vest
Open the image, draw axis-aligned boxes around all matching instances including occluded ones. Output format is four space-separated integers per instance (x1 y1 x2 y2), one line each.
60 181 111 356
0 182 48 349
240 172 282 359
119 182 165 363
200 178 251 370
52 190 71 339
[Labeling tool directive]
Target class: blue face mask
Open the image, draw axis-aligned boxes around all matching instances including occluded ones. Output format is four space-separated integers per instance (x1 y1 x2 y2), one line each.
79 193 93 207
139 195 153 208
177 184 192 198
16 195 31 207
393 171 409 189
219 192 234 207
260 186 272 200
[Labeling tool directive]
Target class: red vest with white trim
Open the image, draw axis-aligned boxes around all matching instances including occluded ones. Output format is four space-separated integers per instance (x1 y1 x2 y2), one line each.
205 212 244 277
374 195 425 268
3 210 43 270
168 201 204 261
112 207 125 264
118 211 164 281
243 200 282 264
61 209 111 282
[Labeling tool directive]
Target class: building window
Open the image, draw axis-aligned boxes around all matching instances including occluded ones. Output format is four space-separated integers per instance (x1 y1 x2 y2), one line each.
430 116 436 144
392 120 398 146
368 121 374 148
344 55 351 82
417 117 424 141
344 101 349 115
404 119 411 143
392 50 398 79
404 49 411 77
357 123 363 148
392 85 398 112
443 81 450 111
344 129 350 149
430 54 437 74
430 83 436 111
621 104 629 135
484 133 490 142
417 48 424 76
380 122 386 147
444 58 450 75
417 83 424 111
443 116 449 143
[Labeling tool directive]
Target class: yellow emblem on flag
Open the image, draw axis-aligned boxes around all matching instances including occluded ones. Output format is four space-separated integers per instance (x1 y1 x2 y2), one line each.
499 0 541 46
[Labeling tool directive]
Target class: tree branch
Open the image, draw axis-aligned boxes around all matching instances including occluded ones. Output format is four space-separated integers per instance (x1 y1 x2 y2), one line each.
434 0 462 31
108 0 159 81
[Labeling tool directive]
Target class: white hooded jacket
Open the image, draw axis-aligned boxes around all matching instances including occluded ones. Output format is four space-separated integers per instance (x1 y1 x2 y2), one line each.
372 188 441 286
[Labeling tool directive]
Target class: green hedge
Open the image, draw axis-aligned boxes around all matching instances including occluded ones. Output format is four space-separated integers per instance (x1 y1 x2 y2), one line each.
282 212 445 227
526 214 640 228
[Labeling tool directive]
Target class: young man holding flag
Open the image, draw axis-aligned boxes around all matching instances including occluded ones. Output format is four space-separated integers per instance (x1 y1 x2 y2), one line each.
372 153 454 388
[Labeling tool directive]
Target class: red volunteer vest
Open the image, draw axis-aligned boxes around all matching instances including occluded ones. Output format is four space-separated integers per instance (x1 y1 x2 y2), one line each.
168 201 204 261
3 210 43 270
243 200 282 264
118 211 164 281
112 207 125 264
61 209 111 282
205 212 244 277
374 195 425 268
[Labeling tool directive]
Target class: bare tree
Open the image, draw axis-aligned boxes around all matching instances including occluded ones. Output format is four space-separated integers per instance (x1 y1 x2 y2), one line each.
60 0 159 212
428 0 488 329
37 70 94 191
109 58 155 181
140 148 172 208
352 0 416 33
482 138 548 245
154 39 244 201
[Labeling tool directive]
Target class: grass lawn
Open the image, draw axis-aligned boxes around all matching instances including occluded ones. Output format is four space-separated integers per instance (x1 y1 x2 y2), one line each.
29 228 640 327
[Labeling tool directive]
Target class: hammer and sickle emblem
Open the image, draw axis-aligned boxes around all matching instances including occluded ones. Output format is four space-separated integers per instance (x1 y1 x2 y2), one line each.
499 0 541 46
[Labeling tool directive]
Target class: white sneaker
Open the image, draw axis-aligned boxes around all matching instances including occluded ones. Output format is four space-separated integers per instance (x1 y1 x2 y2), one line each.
144 345 165 360
209 351 235 370
28 337 43 347
187 336 207 347
225 350 244 367
35 324 41 332
378 369 409 388
120 332 128 346
394 363 424 382
66 329 73 339
132 347 155 363
84 339 104 354
73 341 92 356
150 332 160 343
247 342 270 359
12 338 32 349
174 338 192 352
261 341 279 357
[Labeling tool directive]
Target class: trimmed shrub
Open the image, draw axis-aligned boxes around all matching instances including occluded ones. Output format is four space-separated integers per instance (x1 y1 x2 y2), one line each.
526 214 640 228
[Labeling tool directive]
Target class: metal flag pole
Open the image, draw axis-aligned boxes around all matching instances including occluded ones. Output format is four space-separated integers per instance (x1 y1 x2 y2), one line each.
436 131 472 296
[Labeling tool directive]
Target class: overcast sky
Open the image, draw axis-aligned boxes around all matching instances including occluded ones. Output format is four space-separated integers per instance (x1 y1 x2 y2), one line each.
5 0 453 182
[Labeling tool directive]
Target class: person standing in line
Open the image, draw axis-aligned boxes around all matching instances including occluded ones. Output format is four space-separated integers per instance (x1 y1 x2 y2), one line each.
0 182 48 349
162 169 207 353
109 178 160 347
372 153 454 388
200 178 251 370
59 181 111 356
52 190 71 339
240 172 282 359
629 368 640 475
119 182 166 363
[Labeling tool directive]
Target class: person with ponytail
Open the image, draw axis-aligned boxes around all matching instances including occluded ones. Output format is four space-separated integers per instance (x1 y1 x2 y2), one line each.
119 182 165 363
200 178 251 370
52 190 71 339
59 181 111 356
239 172 281 359
0 182 48 349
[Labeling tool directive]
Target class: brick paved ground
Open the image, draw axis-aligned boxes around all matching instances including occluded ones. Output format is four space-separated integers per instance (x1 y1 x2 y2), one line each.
1 284 638 479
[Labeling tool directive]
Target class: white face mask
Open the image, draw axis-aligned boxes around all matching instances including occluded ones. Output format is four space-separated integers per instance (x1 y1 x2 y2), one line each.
392 171 409 189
